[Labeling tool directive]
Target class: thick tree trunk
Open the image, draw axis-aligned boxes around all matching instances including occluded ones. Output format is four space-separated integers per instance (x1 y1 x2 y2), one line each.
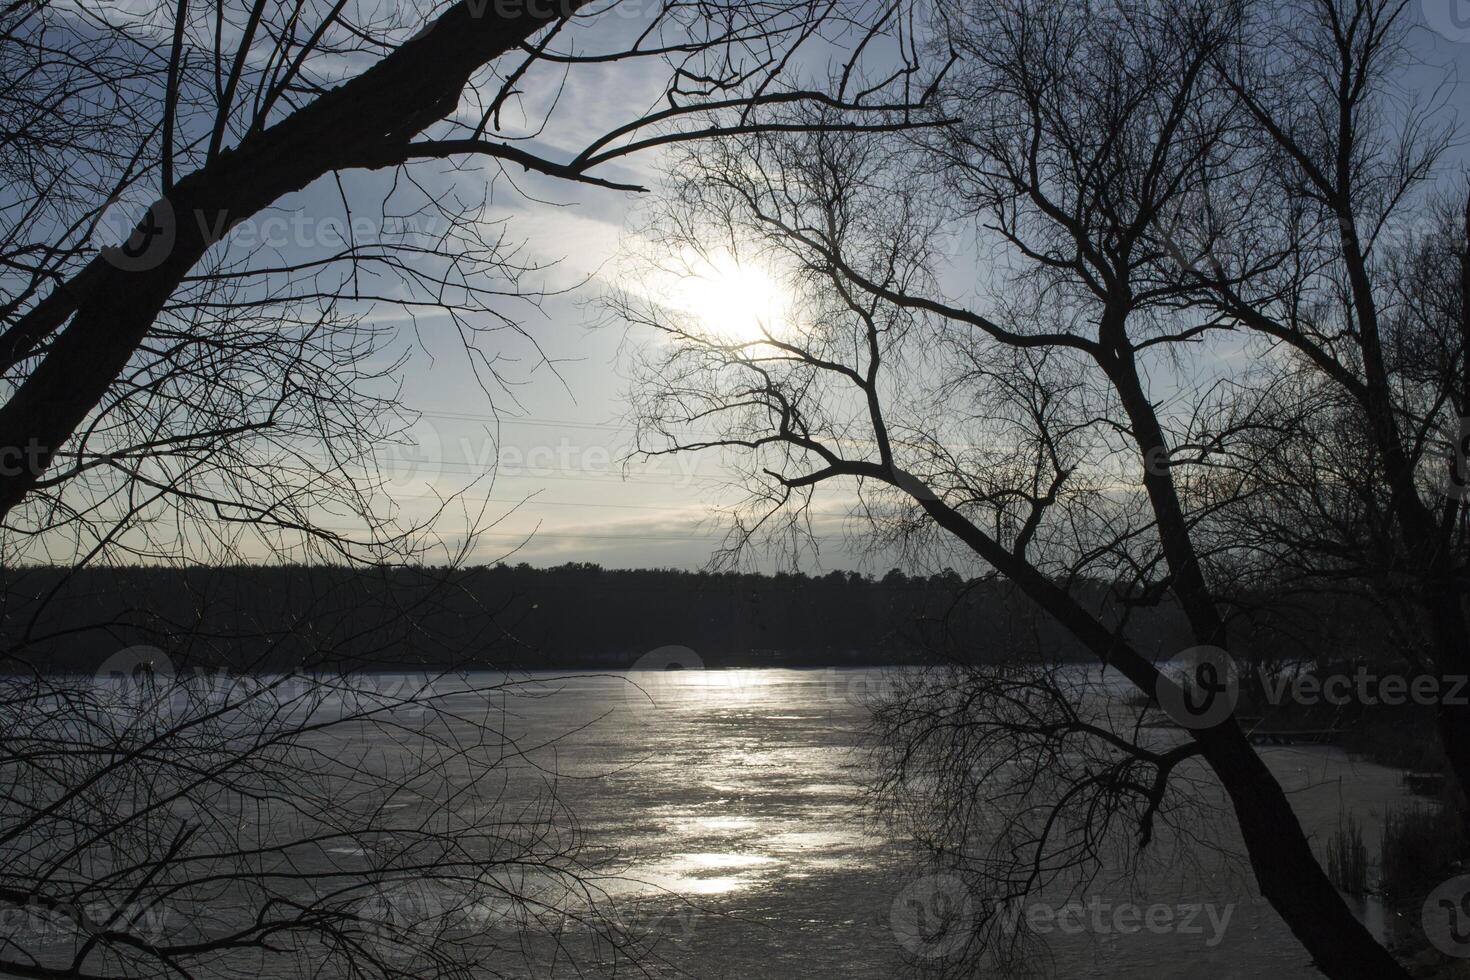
907 481 1408 980
1197 723 1407 980
0 0 578 519
1091 326 1408 978
1099 327 1228 647
1332 201 1470 804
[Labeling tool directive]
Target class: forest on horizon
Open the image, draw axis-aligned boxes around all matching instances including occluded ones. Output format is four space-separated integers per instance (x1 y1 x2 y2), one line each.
1 561 1391 675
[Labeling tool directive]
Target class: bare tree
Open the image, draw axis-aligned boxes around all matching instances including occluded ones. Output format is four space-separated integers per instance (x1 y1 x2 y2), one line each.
0 4 948 974
610 0 1444 973
866 658 1216 977
0 0 943 570
0 581 646 979
1188 0 1470 797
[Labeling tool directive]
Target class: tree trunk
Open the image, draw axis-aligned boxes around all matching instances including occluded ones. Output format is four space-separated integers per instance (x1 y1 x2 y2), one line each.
0 0 577 519
1199 723 1407 980
909 490 1408 980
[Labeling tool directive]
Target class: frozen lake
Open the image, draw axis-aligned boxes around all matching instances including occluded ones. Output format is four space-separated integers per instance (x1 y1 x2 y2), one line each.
392 666 1412 979
34 664 1413 978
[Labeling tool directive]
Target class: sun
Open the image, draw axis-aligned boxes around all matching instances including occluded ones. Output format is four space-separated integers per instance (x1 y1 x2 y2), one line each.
664 249 791 344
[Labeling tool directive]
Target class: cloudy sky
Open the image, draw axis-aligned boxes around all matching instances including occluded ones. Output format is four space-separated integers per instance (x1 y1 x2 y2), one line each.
366 2 1470 572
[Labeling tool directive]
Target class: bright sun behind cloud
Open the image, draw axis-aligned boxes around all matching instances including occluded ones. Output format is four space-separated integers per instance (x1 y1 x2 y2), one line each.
661 249 792 344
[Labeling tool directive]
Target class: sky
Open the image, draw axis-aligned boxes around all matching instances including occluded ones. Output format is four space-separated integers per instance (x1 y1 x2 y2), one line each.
289 2 1470 573
287 1 912 573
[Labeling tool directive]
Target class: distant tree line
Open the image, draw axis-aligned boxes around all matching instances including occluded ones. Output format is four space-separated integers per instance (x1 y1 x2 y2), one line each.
0 560 1402 675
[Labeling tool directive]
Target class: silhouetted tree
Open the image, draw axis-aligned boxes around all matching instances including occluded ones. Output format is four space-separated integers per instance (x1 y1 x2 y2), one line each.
0 1 945 975
0 0 940 569
613 0 1462 974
